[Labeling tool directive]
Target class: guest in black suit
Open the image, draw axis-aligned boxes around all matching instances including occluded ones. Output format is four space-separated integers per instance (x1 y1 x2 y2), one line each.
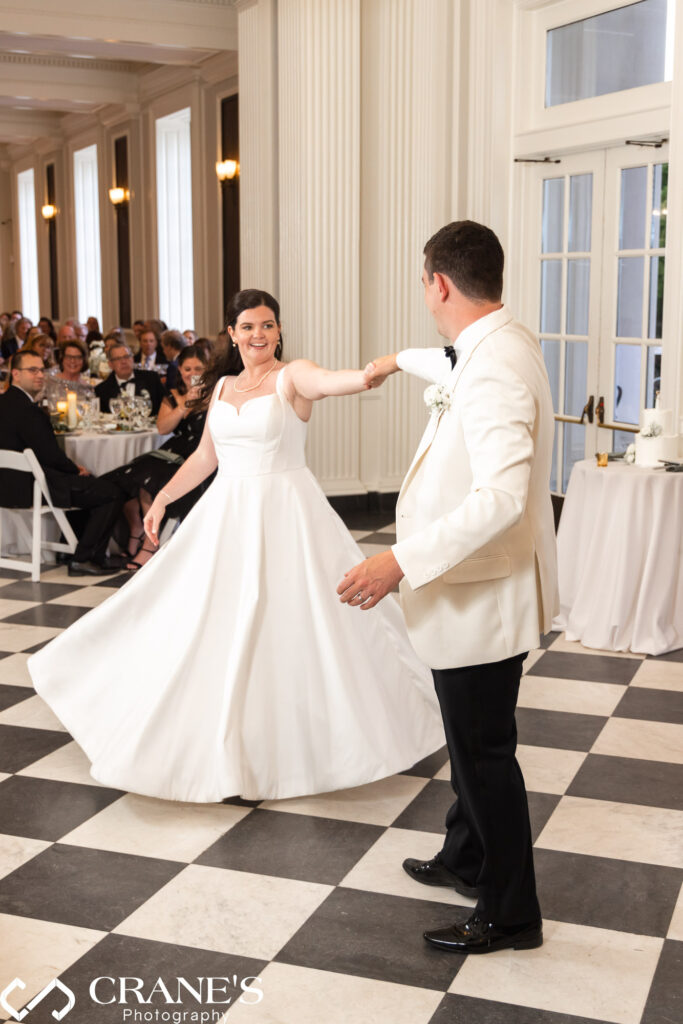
95 343 165 415
0 351 127 576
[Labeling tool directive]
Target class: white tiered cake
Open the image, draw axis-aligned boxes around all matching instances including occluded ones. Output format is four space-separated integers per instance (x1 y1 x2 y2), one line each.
634 406 680 467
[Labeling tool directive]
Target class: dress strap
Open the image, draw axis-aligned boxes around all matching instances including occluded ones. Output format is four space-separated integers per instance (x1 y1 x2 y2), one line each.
210 375 227 409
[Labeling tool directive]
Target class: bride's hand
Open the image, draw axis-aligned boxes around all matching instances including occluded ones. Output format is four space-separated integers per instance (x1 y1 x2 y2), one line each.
143 498 166 547
364 354 399 388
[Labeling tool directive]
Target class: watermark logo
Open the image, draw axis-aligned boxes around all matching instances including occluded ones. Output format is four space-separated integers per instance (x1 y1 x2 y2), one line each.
1 978 75 1021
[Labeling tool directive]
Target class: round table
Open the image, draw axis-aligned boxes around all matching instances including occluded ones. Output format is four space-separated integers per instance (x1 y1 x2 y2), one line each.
61 429 169 476
554 458 683 655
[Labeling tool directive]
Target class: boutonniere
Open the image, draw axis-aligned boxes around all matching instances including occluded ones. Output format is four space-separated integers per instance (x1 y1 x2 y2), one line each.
423 384 452 416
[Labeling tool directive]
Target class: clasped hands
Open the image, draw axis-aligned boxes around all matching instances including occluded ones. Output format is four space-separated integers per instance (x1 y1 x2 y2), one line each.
337 353 404 610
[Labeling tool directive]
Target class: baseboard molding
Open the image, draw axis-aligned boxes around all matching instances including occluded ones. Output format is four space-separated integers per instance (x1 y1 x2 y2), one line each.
326 491 399 517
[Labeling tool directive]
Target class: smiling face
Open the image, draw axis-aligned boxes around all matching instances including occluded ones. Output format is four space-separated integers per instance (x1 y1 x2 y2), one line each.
228 305 280 367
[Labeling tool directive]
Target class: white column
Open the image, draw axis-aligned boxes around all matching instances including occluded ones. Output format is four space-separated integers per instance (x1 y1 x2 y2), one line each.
360 0 460 492
234 0 279 296
278 0 362 492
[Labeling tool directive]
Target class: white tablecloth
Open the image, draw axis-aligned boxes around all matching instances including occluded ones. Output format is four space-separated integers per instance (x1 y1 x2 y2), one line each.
554 459 683 655
62 429 168 476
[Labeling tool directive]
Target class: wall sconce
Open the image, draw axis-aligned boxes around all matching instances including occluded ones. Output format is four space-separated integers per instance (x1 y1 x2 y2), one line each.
216 159 239 182
108 187 130 205
41 204 57 220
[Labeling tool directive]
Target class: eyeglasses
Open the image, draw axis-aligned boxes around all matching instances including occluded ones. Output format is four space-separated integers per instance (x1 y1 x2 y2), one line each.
63 355 83 362
110 355 132 362
18 367 45 375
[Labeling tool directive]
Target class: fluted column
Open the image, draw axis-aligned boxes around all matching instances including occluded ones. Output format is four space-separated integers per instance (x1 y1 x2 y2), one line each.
360 0 460 492
234 0 279 295
278 0 362 491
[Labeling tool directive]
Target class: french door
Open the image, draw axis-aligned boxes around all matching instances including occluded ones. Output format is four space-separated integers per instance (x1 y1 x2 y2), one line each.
521 143 668 492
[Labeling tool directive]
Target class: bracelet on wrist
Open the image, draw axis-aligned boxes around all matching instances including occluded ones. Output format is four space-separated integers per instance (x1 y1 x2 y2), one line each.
159 489 173 503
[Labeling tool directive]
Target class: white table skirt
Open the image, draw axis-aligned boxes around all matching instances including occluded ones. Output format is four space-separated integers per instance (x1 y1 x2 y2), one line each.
63 429 168 476
554 459 683 655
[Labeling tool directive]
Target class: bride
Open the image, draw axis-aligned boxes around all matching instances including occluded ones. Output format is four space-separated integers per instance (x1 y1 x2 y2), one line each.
29 289 443 803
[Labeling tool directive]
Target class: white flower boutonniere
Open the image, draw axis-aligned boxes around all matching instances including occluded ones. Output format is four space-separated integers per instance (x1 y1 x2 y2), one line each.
424 384 452 416
624 443 636 464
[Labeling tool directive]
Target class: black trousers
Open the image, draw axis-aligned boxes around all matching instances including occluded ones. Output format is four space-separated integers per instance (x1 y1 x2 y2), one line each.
62 476 125 563
432 652 540 927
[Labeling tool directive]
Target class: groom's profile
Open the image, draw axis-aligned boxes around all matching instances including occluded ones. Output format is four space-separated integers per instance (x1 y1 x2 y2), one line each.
340 219 558 954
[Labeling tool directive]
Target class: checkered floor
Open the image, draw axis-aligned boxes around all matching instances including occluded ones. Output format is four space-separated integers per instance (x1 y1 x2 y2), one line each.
0 515 681 1024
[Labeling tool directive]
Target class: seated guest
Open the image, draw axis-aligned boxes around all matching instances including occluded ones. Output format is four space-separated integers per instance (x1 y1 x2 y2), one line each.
86 316 100 334
96 342 165 415
132 319 146 342
0 351 126 576
159 329 187 390
56 323 77 346
108 345 211 569
194 337 214 361
183 329 196 344
22 332 56 370
1 317 31 361
136 323 162 370
46 339 94 404
38 317 57 341
85 329 103 349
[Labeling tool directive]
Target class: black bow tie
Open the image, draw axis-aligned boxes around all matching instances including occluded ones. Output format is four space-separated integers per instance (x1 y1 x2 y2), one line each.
444 345 457 369
118 379 134 388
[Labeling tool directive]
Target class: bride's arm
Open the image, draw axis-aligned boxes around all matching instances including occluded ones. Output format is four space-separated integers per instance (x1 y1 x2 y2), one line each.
143 396 219 545
286 359 371 400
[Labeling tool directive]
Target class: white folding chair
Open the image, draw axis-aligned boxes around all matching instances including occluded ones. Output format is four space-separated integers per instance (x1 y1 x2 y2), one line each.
0 448 78 581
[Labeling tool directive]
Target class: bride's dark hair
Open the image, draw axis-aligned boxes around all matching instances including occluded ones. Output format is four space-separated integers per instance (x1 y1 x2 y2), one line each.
193 289 283 408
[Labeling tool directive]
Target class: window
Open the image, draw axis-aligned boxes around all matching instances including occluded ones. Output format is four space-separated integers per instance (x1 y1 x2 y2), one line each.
546 0 674 107
156 108 194 329
73 143 103 326
17 168 39 323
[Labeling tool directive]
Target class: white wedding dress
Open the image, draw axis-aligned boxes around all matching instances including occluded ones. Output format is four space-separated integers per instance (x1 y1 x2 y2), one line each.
29 370 443 802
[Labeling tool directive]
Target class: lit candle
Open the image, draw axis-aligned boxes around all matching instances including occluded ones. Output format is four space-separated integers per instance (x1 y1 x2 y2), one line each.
66 391 78 429
56 401 67 419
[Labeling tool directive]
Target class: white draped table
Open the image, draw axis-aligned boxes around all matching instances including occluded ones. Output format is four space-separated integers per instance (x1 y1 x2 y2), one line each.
554 459 683 655
61 429 168 476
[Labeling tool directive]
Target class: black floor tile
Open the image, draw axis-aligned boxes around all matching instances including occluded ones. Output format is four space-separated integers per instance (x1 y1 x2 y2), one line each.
0 650 13 659
276 887 466 991
360 530 397 545
0 724 71 772
392 779 451 833
20 639 54 653
336 510 395 532
401 745 448 779
0 843 183 930
567 753 683 811
94 573 132 588
516 707 606 751
25 933 267 1024
647 647 683 662
0 580 79 602
0 683 33 711
1 604 90 628
534 848 682 936
613 686 683 725
527 650 641 685
429 994 607 1024
538 631 561 650
640 939 683 1024
528 791 561 843
196 808 383 885
0 775 122 841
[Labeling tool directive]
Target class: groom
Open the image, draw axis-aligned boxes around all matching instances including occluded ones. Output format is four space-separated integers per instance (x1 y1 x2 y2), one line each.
339 220 558 954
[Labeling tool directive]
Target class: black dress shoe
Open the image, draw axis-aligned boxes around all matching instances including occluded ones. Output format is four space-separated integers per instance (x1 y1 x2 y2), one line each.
68 560 120 577
424 912 543 954
403 856 478 898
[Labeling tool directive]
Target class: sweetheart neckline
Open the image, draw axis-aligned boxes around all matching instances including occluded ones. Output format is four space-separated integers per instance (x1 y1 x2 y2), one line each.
214 393 278 417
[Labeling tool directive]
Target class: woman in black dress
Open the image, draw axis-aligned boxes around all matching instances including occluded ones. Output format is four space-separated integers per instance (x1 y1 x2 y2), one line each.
111 344 210 569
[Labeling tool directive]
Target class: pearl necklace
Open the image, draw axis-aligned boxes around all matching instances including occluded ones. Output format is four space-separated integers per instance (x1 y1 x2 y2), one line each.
233 360 278 394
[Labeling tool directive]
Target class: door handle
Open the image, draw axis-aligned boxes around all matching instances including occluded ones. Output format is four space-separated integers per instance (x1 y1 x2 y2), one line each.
596 396 605 425
580 395 594 424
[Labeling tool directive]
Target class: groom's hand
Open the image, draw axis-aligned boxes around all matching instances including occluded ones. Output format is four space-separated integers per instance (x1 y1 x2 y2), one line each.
363 353 400 388
337 550 404 610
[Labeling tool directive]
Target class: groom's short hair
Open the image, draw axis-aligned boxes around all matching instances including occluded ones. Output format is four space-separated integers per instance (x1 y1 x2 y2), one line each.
423 220 504 303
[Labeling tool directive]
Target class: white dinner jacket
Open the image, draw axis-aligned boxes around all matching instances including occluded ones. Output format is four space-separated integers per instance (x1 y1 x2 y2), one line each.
391 305 559 670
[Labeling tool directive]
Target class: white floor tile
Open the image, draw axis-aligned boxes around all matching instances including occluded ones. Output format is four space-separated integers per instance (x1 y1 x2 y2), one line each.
0 913 105 1013
518 675 626 716
224 962 442 1024
522 649 545 673
261 774 428 826
0 834 52 881
0 693 66 731
515 744 586 795
629 659 683 692
666 881 683 940
0 599 39 619
549 635 645 660
536 795 683 868
339 826 474 907
0 624 61 653
61 794 251 862
449 918 662 1024
114 864 332 960
47 586 118 607
17 741 101 786
592 717 683 765
349 530 372 541
0 652 32 687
